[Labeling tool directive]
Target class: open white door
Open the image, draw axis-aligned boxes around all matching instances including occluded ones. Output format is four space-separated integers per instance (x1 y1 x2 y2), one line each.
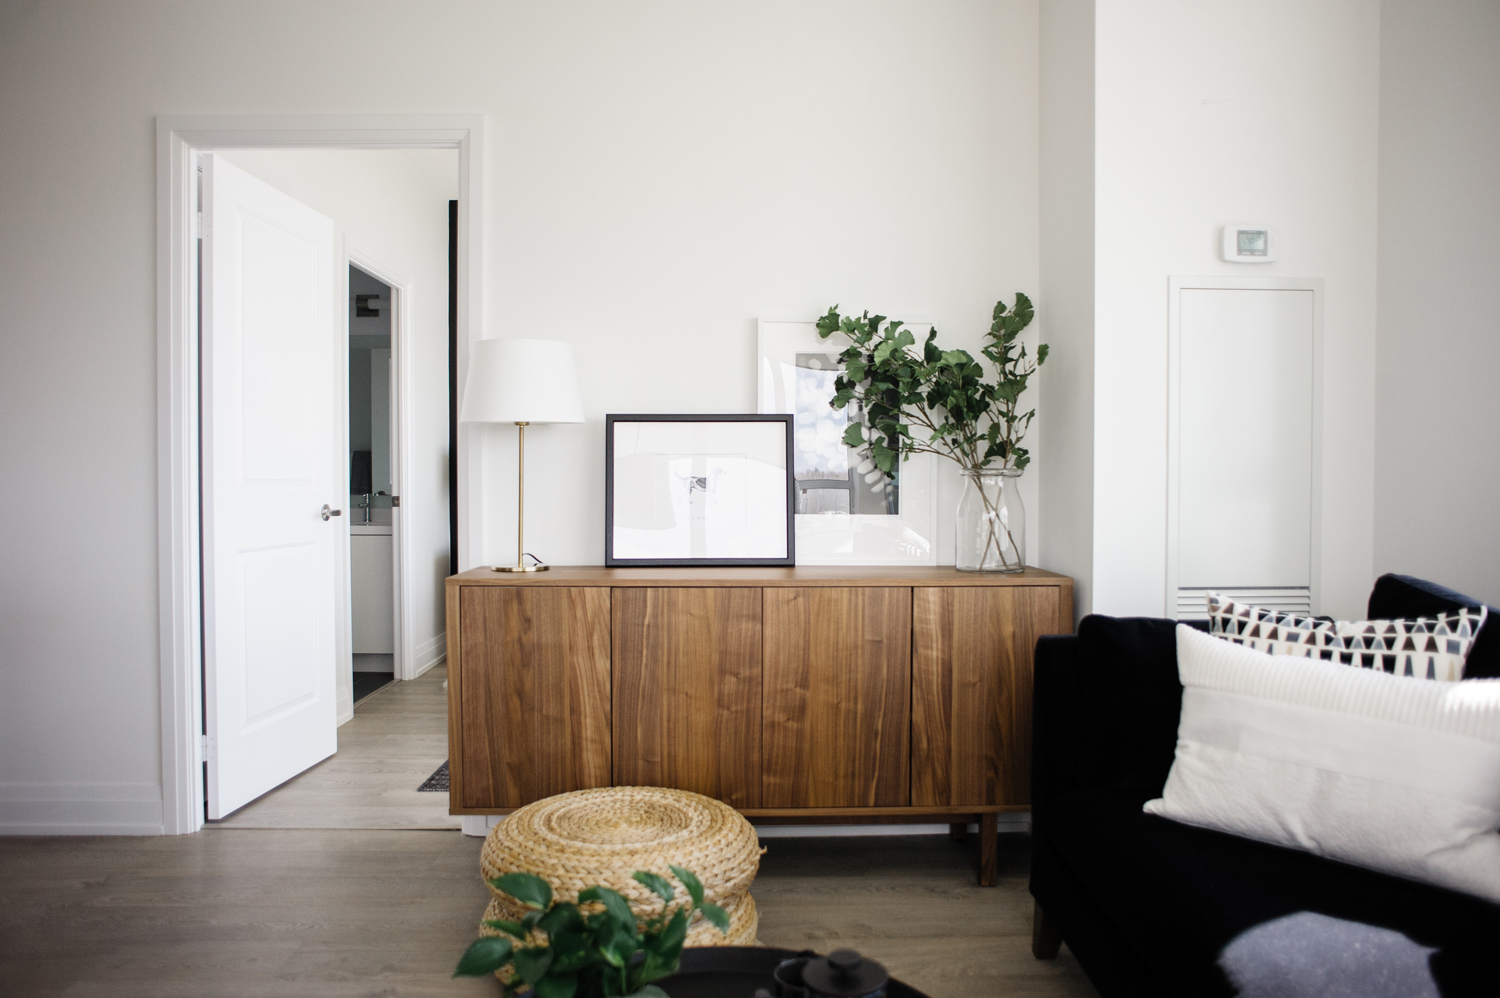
202 153 341 819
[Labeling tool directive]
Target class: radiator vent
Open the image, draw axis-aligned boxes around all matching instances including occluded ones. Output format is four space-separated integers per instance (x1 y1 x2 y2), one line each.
1176 586 1313 621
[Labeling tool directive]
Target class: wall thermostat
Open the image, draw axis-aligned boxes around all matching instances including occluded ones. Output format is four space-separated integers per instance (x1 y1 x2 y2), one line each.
1221 224 1277 263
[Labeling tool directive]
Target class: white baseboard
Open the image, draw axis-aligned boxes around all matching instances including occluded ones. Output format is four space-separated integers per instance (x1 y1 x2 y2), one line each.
413 632 446 678
462 814 1032 839
0 783 165 835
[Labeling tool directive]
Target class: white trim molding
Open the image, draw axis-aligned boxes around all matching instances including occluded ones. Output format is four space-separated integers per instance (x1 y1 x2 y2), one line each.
414 632 448 678
156 114 484 834
0 783 165 836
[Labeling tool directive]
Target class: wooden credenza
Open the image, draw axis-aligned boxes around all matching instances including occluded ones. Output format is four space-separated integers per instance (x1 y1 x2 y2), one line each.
445 566 1073 883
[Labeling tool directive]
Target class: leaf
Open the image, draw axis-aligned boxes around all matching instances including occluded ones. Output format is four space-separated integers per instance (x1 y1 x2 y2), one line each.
653 908 689 963
697 902 730 934
607 925 641 969
578 886 636 929
494 872 552 910
667 865 705 908
453 936 513 977
534 972 579 998
841 423 865 447
634 987 671 998
815 306 841 338
1037 343 1049 365
513 946 555 985
538 902 585 938
632 871 675 905
482 919 530 940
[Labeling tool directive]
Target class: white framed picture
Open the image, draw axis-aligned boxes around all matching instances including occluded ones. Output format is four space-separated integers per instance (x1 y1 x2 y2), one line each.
757 318 937 566
605 414 795 567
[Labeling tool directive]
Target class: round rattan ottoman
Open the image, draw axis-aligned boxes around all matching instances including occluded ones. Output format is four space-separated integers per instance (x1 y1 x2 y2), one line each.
479 786 762 946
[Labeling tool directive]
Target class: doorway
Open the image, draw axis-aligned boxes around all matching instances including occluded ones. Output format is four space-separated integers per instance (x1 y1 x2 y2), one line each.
349 264 398 703
163 126 473 832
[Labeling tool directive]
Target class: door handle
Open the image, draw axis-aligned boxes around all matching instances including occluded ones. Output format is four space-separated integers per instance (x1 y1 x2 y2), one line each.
321 504 342 521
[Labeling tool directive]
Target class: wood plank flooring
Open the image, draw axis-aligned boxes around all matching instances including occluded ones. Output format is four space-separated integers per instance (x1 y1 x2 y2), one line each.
754 833 1097 998
0 829 1097 997
215 664 459 830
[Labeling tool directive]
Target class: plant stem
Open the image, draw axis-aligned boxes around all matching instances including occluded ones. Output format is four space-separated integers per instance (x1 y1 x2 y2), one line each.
971 476 1022 571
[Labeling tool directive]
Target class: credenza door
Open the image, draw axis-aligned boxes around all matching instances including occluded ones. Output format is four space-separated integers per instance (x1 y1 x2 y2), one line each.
761 587 911 808
455 586 611 809
910 586 1058 807
611 588 763 807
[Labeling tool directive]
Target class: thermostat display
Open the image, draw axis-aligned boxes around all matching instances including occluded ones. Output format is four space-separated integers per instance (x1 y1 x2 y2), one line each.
1222 224 1278 263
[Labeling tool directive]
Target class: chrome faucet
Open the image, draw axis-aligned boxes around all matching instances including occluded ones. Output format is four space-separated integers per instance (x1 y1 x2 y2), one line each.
359 493 373 524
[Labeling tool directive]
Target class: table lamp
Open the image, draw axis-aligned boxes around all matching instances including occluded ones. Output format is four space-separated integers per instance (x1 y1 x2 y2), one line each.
459 338 584 572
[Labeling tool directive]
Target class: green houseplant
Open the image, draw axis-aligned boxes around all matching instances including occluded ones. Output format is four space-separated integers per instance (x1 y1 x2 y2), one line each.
815 295 1046 572
453 866 728 998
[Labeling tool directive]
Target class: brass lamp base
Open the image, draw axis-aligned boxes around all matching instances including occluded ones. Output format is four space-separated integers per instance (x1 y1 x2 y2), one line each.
491 423 553 574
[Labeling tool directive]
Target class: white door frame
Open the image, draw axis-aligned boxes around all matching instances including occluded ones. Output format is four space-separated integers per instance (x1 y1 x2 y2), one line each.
345 243 421 691
156 115 485 835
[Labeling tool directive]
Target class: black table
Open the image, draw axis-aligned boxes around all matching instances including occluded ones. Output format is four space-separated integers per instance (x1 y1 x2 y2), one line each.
658 947 931 998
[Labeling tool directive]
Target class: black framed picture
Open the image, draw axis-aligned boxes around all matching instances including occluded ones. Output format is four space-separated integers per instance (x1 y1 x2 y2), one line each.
605 414 795 567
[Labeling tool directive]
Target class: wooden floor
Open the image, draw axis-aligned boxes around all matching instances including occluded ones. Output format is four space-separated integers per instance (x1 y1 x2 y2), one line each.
0 829 1097 997
1 662 1097 996
214 664 459 830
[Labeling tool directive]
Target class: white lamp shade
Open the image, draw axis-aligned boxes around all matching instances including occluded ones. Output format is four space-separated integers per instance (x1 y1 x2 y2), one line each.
459 338 584 424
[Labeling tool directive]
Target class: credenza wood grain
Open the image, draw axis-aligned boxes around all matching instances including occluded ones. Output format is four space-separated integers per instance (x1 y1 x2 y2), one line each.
611 588 763 807
454 586 611 809
761 587 912 808
448 568 1073 886
910 586 1060 808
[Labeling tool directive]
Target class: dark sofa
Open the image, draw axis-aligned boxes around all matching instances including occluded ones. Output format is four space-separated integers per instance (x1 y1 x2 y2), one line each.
1029 574 1500 998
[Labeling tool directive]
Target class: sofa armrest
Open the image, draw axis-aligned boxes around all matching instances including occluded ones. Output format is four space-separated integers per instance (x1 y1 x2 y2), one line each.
1035 615 1186 802
1032 634 1083 809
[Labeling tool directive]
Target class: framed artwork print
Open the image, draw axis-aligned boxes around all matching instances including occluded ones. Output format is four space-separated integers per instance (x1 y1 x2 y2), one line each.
605 414 795 567
758 318 937 566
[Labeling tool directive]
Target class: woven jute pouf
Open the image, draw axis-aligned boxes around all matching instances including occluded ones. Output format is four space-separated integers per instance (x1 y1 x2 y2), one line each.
480 786 761 914
479 888 759 949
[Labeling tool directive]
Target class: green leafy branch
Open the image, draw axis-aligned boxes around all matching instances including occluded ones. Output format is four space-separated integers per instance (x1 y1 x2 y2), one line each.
814 294 1046 474
454 866 728 998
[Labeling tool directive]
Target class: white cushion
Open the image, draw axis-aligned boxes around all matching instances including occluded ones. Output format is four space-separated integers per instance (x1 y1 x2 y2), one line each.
1145 625 1500 903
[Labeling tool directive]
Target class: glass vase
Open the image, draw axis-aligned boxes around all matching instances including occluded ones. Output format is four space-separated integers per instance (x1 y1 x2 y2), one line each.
956 468 1025 573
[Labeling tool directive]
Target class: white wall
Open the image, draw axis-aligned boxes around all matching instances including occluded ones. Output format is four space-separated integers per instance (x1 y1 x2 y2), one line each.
1077 0 1381 620
1037 0 1095 623
1375 0 1500 606
475 1 1041 570
220 149 458 702
0 1 1041 833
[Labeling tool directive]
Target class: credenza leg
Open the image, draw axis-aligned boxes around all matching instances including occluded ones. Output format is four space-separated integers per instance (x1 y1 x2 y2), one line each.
949 822 967 842
978 812 998 886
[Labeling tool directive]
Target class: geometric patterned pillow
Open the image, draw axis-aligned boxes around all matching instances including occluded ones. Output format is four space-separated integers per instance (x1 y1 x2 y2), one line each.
1206 592 1488 681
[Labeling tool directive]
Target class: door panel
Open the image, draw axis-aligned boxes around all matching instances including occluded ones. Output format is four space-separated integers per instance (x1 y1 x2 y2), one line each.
203 153 340 819
458 587 612 809
612 588 762 807
1178 288 1314 589
911 586 1057 807
762 587 911 808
